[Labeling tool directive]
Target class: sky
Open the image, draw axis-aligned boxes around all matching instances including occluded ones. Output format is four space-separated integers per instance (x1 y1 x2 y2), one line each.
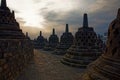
1 0 120 39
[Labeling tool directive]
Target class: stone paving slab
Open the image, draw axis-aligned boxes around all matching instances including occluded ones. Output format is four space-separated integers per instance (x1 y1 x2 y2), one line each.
16 49 85 80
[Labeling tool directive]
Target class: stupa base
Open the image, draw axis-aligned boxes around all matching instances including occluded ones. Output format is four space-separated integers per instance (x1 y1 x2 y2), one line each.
52 50 67 55
61 59 87 68
81 55 120 80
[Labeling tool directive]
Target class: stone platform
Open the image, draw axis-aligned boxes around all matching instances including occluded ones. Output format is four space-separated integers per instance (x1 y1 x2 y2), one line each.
16 49 85 80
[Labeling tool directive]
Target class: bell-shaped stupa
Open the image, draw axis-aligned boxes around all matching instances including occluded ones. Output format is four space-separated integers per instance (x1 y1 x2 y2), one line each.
53 24 74 55
44 28 59 51
0 0 33 79
81 8 120 80
61 13 102 68
0 0 25 39
36 31 46 49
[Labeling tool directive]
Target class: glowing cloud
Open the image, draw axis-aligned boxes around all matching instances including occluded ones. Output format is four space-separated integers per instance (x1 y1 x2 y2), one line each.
0 0 119 39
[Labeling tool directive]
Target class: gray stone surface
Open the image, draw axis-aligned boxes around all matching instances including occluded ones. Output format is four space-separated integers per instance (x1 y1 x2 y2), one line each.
17 49 84 80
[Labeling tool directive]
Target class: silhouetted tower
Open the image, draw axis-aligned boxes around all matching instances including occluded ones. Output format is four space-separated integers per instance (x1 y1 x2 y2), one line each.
25 32 30 40
1 0 7 8
49 28 59 45
53 28 55 35
12 10 15 18
83 13 88 28
53 24 74 55
40 31 42 36
65 24 69 33
44 28 59 51
36 31 46 49
0 0 10 11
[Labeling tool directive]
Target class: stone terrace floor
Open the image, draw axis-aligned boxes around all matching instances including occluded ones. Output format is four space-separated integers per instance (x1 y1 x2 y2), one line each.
16 49 85 80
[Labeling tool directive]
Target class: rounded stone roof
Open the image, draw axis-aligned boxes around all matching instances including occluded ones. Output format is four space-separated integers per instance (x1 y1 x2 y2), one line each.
105 8 120 58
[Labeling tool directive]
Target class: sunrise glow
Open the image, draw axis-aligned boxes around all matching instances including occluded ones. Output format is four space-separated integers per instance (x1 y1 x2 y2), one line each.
1 0 119 39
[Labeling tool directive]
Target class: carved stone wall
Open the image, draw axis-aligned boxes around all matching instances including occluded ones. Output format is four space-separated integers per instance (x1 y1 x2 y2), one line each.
0 39 33 80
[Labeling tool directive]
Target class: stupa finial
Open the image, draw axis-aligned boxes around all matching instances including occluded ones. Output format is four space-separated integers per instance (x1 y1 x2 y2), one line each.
1 0 7 8
12 10 15 18
53 28 55 35
83 13 88 28
26 32 28 37
65 24 69 33
40 31 42 36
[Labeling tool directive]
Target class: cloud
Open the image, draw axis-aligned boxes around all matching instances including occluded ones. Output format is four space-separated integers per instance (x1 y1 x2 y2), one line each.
16 18 45 40
4 0 120 39
39 0 120 37
32 0 41 3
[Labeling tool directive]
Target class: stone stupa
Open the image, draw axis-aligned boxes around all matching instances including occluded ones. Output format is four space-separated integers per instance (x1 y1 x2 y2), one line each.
0 0 33 79
53 24 74 55
44 28 59 51
0 0 25 39
25 32 30 40
36 31 46 49
61 13 102 68
81 8 120 80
